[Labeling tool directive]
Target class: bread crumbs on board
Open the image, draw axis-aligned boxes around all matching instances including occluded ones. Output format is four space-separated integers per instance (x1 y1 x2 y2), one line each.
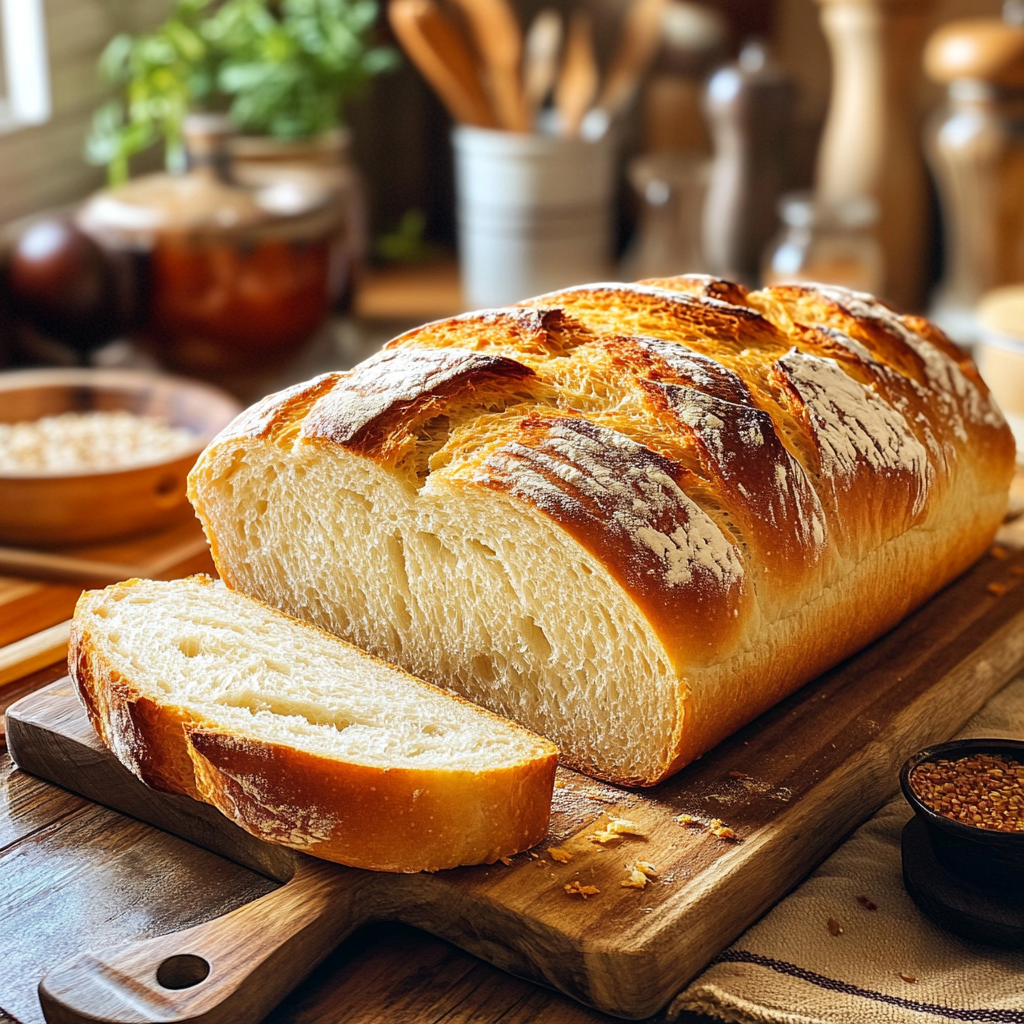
676 813 738 840
622 866 649 889
565 881 600 899
548 847 573 863
589 818 645 844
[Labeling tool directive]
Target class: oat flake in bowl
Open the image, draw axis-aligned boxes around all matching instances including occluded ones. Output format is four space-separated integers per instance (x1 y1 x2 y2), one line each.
0 411 197 473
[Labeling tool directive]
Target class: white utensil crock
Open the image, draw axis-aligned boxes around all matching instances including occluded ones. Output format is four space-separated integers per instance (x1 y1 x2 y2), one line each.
452 126 615 308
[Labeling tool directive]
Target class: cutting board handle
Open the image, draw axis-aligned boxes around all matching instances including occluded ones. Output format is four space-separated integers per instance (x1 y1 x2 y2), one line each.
38 858 369 1024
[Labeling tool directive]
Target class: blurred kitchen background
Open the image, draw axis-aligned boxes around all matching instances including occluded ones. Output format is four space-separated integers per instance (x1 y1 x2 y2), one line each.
1 0 1024 407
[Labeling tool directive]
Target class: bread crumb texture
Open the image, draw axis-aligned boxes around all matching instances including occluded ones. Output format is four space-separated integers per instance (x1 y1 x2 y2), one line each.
188 277 1014 785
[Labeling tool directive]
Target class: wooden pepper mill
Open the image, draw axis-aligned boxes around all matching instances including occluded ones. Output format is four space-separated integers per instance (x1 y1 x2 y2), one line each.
814 0 935 309
923 12 1024 343
701 40 795 285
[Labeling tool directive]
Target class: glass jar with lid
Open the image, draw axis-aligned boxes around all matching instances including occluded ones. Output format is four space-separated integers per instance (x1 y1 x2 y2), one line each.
76 114 344 388
761 192 884 294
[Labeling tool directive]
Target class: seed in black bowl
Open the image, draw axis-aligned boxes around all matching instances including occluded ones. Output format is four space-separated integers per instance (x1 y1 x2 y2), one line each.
909 753 1024 833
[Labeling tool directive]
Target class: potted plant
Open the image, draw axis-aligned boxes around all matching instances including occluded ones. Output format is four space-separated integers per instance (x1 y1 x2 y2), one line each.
74 0 397 383
86 0 397 184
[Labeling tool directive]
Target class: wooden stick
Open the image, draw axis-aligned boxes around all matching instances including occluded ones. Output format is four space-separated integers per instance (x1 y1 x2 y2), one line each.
0 619 70 688
595 0 667 118
0 533 210 588
448 0 531 131
523 9 563 120
555 10 599 138
389 0 499 127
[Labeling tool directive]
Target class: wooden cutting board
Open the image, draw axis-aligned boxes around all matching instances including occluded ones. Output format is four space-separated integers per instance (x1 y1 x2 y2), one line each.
9 525 1024 1024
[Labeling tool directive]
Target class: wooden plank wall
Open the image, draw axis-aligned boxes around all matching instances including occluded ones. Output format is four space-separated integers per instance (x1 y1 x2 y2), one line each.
0 0 169 230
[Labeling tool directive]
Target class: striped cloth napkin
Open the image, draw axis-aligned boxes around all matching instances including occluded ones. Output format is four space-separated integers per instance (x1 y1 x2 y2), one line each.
670 677 1024 1024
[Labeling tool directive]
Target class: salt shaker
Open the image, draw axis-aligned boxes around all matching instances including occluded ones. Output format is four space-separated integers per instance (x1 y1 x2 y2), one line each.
924 10 1024 344
701 41 795 286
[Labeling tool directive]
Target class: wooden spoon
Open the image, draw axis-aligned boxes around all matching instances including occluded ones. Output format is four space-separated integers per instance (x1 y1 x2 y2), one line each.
555 9 600 138
389 0 498 127
596 0 668 118
523 9 563 121
448 0 531 131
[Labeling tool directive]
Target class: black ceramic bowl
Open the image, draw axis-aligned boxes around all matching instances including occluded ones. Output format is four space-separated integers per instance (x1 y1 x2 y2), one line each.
900 738 1024 892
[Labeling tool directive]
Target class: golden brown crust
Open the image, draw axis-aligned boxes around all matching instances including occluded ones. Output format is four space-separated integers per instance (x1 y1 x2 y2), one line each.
69 576 558 872
189 278 1015 785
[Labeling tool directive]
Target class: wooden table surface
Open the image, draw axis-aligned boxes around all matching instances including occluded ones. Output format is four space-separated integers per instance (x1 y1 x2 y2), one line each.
0 545 711 1024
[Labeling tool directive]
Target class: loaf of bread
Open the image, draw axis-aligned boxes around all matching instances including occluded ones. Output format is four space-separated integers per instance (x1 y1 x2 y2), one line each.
69 575 558 871
189 277 1015 786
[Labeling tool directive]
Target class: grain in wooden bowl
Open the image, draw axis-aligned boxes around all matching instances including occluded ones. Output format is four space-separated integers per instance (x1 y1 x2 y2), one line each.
0 368 241 546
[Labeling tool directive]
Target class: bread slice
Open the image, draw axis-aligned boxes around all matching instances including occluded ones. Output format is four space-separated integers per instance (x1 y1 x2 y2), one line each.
69 575 558 872
188 278 1015 785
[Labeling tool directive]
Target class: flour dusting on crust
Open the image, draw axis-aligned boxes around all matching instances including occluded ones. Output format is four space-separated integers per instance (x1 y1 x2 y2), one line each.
777 349 932 514
628 336 756 407
811 284 1003 435
303 348 535 445
479 417 744 592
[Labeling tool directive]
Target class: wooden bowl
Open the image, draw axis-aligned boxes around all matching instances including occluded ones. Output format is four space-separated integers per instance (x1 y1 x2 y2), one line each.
0 368 242 547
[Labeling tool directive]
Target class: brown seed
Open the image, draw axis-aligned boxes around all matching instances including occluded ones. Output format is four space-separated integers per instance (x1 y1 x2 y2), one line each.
827 917 843 936
856 895 877 911
910 754 1024 833
899 973 917 983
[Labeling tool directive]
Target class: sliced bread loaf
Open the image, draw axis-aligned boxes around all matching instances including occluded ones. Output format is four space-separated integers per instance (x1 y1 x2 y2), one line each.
188 278 1014 785
69 575 558 872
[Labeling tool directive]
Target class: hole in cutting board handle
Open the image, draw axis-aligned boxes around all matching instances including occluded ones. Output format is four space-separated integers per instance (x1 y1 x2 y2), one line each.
156 954 211 989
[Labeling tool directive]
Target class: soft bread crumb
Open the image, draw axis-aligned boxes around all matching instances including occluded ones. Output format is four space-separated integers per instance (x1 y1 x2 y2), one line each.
548 847 573 863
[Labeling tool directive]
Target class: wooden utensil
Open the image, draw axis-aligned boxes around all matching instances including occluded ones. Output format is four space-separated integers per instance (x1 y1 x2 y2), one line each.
0 528 211 587
388 0 498 128
449 0 531 131
523 9 563 121
0 619 69 689
555 10 599 138
596 0 668 119
10 519 1024 1022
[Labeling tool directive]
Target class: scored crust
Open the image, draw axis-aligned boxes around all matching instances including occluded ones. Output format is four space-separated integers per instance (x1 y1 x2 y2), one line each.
188 277 1015 785
70 576 558 872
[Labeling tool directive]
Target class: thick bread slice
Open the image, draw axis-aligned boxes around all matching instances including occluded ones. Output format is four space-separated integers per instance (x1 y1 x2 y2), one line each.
188 278 1015 786
69 575 558 872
